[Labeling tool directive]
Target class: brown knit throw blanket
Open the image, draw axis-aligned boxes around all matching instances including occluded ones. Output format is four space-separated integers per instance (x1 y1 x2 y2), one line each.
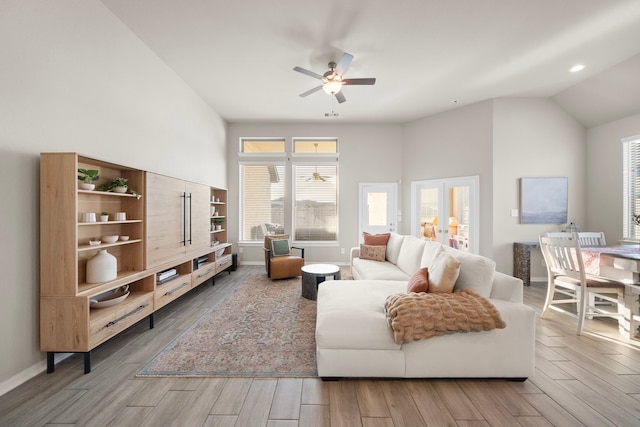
384 290 506 344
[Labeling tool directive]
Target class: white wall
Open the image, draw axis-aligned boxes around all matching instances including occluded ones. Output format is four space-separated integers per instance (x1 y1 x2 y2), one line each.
0 0 227 394
586 112 640 242
401 101 495 256
227 123 403 264
493 99 586 276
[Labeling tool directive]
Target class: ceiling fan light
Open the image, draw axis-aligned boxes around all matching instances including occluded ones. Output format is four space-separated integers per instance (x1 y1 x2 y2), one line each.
323 80 342 94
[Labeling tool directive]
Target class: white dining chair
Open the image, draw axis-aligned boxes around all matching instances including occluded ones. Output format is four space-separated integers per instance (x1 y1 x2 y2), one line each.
538 234 624 335
544 231 606 247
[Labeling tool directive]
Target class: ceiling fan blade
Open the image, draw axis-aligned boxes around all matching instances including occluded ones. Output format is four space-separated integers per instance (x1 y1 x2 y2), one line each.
299 85 323 97
335 91 347 103
343 78 376 85
335 53 354 75
293 66 323 80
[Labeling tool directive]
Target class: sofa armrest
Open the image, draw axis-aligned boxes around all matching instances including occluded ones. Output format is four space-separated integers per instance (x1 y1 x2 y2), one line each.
350 247 360 265
490 271 523 303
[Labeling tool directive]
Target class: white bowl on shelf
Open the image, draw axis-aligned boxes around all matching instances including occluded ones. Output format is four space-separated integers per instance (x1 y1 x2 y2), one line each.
88 240 101 246
101 235 118 244
90 285 130 308
119 235 130 241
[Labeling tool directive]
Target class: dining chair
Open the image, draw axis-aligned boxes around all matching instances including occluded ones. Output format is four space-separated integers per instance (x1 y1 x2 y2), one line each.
544 231 606 247
538 234 624 335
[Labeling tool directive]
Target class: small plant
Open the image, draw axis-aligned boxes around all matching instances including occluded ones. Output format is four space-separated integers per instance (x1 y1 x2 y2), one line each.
77 168 99 183
213 217 224 225
101 211 108 216
98 177 141 199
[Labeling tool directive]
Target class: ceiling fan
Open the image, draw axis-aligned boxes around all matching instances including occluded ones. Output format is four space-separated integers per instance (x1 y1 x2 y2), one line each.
306 143 331 182
293 53 376 103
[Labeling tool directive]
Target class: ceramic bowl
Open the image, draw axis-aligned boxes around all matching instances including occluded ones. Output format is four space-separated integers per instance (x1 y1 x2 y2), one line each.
101 235 118 244
119 235 130 241
88 240 101 246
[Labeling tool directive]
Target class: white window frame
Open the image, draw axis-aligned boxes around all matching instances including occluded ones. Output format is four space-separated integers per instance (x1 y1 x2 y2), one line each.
622 134 640 241
238 137 339 246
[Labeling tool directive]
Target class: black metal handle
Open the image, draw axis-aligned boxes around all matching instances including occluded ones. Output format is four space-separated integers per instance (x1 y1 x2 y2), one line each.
188 192 192 245
106 304 149 327
180 192 186 246
164 282 189 296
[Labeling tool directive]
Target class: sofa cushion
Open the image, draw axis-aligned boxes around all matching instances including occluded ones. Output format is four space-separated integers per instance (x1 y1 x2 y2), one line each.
407 267 429 293
396 236 427 275
385 232 404 264
363 232 391 246
360 244 386 262
316 280 404 350
420 240 442 268
443 246 496 298
428 246 461 293
351 257 410 281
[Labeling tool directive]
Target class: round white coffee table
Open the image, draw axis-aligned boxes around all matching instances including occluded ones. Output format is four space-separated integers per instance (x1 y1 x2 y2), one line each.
301 264 341 300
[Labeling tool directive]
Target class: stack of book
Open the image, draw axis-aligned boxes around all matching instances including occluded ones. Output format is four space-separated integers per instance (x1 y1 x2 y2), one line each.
157 268 178 285
193 255 209 270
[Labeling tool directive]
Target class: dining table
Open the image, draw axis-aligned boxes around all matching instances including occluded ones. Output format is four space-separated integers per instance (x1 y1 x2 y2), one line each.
581 245 640 341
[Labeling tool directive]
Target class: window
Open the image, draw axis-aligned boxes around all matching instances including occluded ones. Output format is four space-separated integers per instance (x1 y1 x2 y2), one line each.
623 134 640 240
239 137 338 243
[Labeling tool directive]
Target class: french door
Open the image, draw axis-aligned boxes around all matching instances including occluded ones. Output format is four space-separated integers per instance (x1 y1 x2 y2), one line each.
410 176 479 253
358 183 398 239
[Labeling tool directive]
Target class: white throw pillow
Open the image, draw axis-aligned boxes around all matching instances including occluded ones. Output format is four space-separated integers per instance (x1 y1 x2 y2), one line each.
443 246 496 298
428 246 461 293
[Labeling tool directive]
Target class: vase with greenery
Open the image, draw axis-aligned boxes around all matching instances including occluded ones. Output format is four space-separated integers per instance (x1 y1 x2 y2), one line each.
77 168 99 190
97 177 141 199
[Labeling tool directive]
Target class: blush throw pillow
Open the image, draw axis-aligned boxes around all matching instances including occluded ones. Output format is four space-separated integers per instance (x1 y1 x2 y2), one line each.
407 267 429 293
428 246 461 293
359 244 386 262
363 232 391 246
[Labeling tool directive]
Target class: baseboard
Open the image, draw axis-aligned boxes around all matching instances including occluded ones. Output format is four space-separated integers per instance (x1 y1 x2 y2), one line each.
0 353 72 397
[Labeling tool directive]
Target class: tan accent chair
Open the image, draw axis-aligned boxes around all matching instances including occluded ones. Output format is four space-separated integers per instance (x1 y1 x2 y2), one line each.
263 234 305 279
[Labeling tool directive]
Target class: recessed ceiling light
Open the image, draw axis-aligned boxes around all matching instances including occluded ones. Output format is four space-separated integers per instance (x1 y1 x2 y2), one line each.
452 99 460 105
570 64 585 73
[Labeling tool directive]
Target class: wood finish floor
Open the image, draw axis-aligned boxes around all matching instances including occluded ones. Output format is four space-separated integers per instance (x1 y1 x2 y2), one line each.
1 265 639 426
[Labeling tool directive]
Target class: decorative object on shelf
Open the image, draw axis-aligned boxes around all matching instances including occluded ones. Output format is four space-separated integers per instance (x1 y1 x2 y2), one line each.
101 235 118 244
86 249 117 283
89 240 101 246
89 285 130 308
115 212 126 221
216 247 225 257
100 212 109 222
119 235 129 241
213 217 223 230
82 212 96 223
97 177 141 199
77 168 99 190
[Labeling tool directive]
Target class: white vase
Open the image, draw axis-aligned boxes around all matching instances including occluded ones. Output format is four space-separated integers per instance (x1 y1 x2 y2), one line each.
113 186 127 193
86 250 117 283
79 183 95 190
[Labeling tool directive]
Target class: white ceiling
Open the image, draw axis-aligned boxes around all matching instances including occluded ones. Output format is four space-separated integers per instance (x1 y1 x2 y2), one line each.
101 0 640 126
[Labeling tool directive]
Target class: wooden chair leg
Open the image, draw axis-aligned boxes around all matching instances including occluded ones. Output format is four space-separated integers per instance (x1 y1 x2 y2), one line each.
577 290 588 335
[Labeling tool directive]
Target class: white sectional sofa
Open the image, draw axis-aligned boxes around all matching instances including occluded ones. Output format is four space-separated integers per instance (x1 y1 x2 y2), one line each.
315 233 536 379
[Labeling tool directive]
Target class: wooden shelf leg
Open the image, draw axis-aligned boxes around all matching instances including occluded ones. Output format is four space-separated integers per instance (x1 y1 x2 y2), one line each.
84 352 91 374
47 352 55 373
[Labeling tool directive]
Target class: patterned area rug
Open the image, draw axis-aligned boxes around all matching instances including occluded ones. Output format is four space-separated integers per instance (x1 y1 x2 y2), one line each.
137 273 317 377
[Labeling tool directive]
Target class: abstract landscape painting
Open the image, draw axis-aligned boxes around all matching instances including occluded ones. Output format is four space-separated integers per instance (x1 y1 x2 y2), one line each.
520 177 568 224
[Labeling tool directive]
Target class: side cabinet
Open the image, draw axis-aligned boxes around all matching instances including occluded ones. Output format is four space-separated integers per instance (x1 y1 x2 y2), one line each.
40 153 232 374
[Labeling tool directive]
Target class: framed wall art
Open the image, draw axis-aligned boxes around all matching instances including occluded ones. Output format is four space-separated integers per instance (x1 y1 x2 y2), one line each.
520 177 568 224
